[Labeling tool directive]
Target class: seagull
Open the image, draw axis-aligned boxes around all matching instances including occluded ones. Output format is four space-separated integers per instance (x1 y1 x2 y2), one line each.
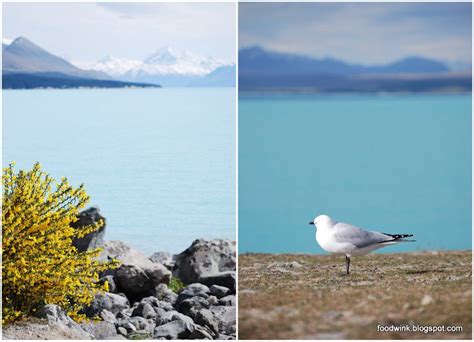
309 214 414 274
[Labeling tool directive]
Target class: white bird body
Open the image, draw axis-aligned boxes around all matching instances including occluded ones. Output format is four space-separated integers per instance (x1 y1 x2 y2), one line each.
310 214 414 273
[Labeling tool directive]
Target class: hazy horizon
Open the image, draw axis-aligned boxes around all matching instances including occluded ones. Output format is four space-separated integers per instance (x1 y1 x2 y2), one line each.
239 2 471 70
3 2 236 66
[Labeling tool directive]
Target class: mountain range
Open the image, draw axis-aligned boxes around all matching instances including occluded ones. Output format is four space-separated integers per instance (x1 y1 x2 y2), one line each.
2 37 159 89
2 37 236 89
88 47 235 87
239 46 471 92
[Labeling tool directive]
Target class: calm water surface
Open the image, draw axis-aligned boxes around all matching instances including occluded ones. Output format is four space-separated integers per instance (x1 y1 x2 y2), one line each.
3 88 236 254
239 93 471 253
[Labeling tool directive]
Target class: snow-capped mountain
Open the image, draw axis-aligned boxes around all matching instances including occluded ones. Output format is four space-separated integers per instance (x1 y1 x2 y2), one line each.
91 56 142 77
89 47 235 87
2 37 12 46
140 47 223 76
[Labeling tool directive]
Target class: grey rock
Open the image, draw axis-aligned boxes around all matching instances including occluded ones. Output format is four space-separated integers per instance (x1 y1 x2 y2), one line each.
194 309 219 335
209 305 236 335
87 292 130 317
176 296 210 317
151 283 178 305
80 321 117 339
71 207 106 252
210 285 230 298
173 239 235 285
176 283 210 304
117 327 128 336
116 308 133 320
207 296 219 306
153 320 195 339
142 303 158 320
115 263 171 298
149 251 175 269
117 321 137 333
99 241 172 294
99 309 117 324
139 296 174 312
155 310 194 327
189 325 214 339
217 334 235 340
35 304 90 339
218 295 236 307
199 271 236 293
127 316 154 333
131 302 157 319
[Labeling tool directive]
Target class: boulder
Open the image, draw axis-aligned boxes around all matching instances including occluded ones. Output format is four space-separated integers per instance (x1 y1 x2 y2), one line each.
218 295 236 307
217 334 235 340
153 320 195 339
199 271 236 293
131 302 156 320
80 321 117 339
194 309 219 335
207 296 219 306
35 304 90 339
210 285 230 298
189 325 214 340
209 305 236 336
126 316 155 333
86 292 130 317
117 327 128 336
100 241 171 298
155 310 194 327
99 309 117 324
176 297 210 318
150 283 178 305
173 239 236 285
116 308 133 320
149 251 175 269
71 207 106 252
176 283 210 304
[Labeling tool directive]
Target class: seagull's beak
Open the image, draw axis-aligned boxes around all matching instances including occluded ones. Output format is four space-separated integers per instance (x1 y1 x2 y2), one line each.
309 221 314 225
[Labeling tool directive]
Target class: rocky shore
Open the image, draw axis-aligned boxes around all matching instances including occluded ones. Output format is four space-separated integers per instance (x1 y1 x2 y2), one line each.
239 251 472 340
3 208 236 340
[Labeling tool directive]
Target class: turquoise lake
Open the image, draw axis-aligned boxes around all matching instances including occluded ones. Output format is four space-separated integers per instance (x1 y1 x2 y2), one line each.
239 93 471 254
3 88 236 255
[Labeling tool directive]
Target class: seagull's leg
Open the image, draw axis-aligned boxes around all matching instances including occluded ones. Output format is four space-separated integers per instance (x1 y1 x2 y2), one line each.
345 255 351 275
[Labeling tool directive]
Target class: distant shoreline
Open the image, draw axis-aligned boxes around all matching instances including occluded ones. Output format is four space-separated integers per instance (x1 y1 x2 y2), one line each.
238 249 472 256
2 71 161 90
239 87 471 96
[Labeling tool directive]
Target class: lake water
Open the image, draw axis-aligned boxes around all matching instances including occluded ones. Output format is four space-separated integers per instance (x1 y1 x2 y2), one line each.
239 93 471 254
3 88 235 255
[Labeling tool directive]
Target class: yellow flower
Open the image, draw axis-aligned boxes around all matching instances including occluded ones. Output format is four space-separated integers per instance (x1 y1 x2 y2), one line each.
2 162 118 324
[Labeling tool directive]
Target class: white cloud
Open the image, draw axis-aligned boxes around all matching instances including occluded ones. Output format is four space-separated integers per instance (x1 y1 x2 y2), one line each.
239 2 471 65
3 2 236 64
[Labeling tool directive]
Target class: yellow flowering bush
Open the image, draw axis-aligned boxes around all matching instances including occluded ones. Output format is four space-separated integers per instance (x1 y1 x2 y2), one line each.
2 162 117 324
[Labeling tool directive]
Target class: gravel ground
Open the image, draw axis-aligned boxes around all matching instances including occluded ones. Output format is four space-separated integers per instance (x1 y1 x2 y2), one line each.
238 251 472 340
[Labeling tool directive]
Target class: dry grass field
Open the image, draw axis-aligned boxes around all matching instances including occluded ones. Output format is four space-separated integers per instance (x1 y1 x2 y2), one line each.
238 251 472 339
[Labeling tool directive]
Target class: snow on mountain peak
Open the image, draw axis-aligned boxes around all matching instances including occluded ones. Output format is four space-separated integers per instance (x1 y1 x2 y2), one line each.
90 47 229 78
2 37 13 46
91 56 142 76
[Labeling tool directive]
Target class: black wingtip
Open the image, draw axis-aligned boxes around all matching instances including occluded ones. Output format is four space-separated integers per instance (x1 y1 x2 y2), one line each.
382 233 413 239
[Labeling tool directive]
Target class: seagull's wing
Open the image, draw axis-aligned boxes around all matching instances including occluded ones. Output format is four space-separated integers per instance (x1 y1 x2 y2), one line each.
332 222 392 248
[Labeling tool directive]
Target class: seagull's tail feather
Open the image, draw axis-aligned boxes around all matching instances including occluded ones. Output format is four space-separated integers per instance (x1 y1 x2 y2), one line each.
381 233 415 243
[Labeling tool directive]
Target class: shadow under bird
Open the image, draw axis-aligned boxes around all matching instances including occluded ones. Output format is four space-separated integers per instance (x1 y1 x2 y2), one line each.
309 214 415 274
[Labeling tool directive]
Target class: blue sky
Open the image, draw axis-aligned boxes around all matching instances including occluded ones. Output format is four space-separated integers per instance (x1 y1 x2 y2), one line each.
239 2 472 67
3 2 236 65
